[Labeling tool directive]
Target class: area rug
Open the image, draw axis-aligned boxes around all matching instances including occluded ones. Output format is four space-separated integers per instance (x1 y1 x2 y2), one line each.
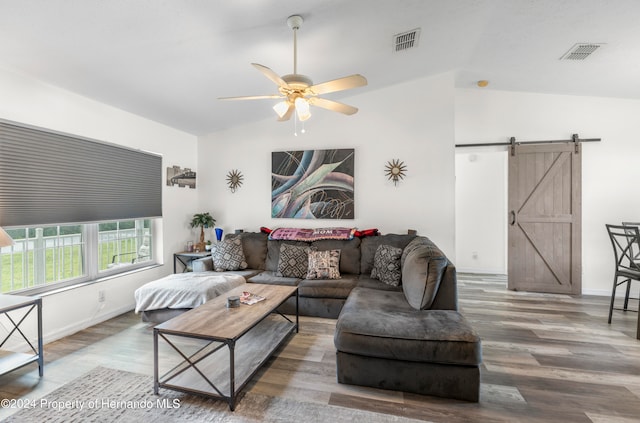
4 366 425 423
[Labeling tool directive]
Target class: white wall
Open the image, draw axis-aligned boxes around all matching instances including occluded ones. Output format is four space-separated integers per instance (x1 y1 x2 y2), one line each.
198 72 457 257
0 67 199 345
455 149 507 274
455 88 640 295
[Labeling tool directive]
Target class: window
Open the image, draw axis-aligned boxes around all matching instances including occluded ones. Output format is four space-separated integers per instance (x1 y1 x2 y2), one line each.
0 219 156 294
98 220 153 272
0 119 162 294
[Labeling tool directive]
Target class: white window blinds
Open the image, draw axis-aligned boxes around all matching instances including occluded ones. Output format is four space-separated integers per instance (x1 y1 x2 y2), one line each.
0 120 162 227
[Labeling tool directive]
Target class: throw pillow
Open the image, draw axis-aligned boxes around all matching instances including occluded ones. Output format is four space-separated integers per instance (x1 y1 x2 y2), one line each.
211 238 248 271
276 243 312 278
307 249 341 279
370 244 403 286
402 251 448 310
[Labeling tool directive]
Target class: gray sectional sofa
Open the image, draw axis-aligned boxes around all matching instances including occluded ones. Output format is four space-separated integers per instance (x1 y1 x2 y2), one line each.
191 230 482 401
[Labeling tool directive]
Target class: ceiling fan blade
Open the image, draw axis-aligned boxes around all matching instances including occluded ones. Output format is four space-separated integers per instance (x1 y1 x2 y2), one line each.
218 94 283 101
277 103 295 121
252 63 290 88
308 74 367 95
308 97 359 115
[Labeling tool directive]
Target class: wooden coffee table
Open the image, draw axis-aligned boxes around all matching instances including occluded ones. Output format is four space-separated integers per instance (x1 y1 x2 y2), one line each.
153 283 298 410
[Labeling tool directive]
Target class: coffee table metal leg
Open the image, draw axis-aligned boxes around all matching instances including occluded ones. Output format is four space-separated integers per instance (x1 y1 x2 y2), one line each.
153 329 159 394
229 340 236 411
37 299 43 376
295 290 299 333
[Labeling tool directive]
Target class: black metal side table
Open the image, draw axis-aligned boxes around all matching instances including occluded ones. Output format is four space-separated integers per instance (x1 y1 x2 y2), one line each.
0 295 43 377
173 251 211 273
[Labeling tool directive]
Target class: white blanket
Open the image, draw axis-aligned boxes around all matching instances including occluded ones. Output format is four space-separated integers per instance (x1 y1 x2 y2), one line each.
134 273 246 313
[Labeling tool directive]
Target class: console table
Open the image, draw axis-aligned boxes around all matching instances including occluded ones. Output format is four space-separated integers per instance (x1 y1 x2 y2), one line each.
0 295 43 377
173 251 211 273
153 283 298 410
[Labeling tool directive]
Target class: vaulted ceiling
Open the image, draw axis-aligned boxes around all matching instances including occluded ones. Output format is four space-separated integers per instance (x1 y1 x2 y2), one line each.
0 0 638 135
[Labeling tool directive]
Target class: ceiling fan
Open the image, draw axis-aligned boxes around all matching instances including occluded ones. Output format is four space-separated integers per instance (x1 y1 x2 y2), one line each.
219 15 367 122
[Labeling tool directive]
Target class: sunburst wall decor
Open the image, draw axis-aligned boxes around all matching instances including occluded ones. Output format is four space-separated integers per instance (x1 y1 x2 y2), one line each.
226 169 244 193
385 159 407 186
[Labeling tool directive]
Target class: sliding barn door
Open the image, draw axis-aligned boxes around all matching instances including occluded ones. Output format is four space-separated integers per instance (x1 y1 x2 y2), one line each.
508 143 581 294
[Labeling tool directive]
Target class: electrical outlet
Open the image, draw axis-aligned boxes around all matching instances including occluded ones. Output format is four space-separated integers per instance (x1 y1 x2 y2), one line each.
98 290 105 302
472 251 478 259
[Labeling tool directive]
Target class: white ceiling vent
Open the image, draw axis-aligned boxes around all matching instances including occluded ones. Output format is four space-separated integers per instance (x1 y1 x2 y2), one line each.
560 43 604 60
394 28 421 52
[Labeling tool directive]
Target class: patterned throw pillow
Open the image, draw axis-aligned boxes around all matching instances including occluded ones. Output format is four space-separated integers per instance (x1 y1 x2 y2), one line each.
211 238 248 271
371 244 403 286
307 249 341 280
276 244 312 278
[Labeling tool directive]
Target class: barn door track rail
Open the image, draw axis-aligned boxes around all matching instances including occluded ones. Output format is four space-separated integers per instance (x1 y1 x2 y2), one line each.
455 134 601 156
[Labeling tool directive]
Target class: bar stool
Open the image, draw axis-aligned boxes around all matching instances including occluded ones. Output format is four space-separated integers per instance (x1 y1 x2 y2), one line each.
605 224 640 324
622 222 640 264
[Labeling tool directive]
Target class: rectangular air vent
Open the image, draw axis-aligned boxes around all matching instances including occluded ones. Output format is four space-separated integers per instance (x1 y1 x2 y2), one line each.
394 28 421 52
560 43 604 60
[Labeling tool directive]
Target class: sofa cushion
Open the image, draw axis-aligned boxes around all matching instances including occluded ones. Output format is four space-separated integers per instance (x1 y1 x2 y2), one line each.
191 260 261 279
360 234 416 275
192 257 214 272
370 244 402 286
247 271 300 286
307 249 341 280
311 238 361 274
211 238 248 271
228 232 268 270
402 246 448 310
276 243 312 278
266 240 309 271
335 287 481 366
356 275 403 292
297 275 359 299
401 236 446 269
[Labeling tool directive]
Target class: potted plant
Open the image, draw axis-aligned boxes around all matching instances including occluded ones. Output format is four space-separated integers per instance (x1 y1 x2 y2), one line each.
190 212 216 252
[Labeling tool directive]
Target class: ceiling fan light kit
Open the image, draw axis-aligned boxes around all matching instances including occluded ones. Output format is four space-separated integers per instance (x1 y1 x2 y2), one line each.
219 14 367 128
294 97 311 121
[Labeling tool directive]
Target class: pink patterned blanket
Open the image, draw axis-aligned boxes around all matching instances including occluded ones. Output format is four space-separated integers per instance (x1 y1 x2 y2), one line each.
268 227 356 242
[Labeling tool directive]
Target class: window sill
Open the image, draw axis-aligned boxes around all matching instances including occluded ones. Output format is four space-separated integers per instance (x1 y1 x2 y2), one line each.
12 263 162 298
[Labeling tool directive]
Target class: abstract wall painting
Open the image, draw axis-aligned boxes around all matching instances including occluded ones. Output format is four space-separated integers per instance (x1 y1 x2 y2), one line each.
271 149 354 219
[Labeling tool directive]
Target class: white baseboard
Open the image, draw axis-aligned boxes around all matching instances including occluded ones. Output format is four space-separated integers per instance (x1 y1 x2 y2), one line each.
581 288 610 296
0 304 134 353
457 267 506 275
43 304 135 346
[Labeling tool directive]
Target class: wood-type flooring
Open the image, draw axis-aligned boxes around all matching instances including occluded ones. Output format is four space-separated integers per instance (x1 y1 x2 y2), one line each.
1 273 639 422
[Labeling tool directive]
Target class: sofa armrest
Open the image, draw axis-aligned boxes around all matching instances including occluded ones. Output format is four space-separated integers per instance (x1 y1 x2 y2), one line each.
400 236 458 311
192 257 213 272
401 250 448 310
429 262 458 310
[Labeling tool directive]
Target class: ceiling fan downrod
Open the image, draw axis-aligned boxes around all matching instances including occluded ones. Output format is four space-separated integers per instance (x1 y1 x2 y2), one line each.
287 15 303 75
